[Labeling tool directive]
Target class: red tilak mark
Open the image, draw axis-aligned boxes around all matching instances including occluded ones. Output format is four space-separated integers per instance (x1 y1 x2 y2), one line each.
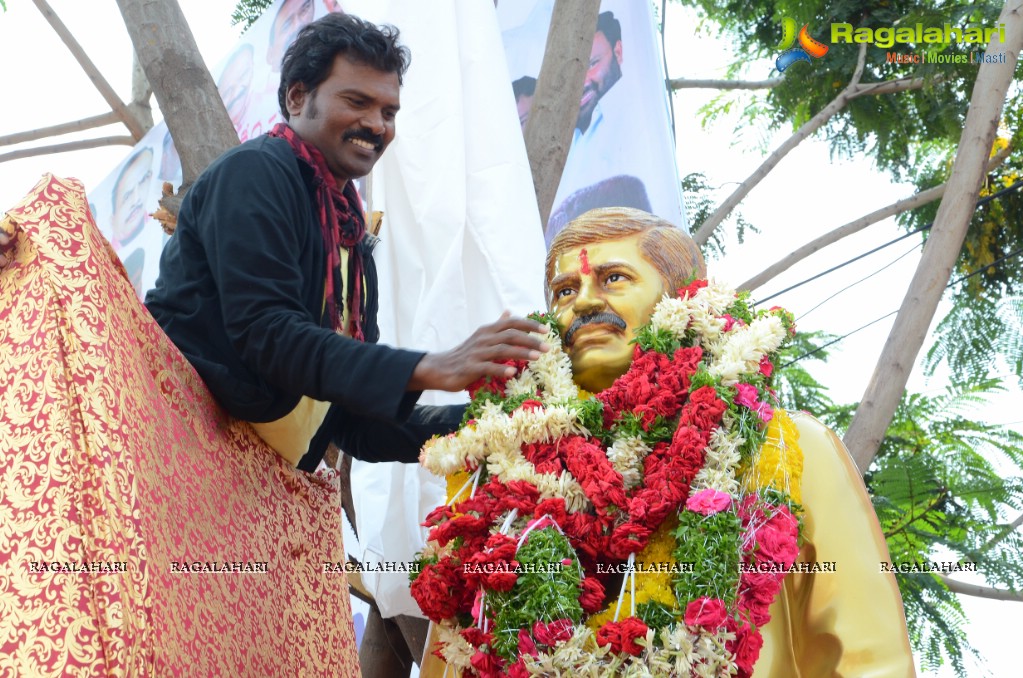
579 248 590 274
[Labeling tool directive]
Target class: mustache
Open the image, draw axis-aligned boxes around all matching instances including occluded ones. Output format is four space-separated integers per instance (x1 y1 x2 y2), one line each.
564 312 626 345
344 129 385 149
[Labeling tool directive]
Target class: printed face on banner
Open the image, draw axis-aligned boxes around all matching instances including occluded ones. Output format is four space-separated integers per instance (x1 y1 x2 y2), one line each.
219 44 256 129
268 0 316 71
579 22 623 132
111 147 154 249
549 233 667 391
159 129 182 183
500 0 687 246
512 76 537 130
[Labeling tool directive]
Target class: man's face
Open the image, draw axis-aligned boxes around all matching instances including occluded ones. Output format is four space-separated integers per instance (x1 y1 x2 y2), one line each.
269 0 314 71
112 151 153 246
516 93 534 130
548 233 666 392
578 31 622 129
286 56 400 184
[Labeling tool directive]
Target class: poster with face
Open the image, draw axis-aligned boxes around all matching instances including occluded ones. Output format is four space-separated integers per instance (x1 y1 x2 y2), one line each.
87 0 338 300
498 0 688 247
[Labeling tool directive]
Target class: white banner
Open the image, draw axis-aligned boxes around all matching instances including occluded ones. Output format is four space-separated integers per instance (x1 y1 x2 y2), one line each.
87 0 332 297
499 0 687 247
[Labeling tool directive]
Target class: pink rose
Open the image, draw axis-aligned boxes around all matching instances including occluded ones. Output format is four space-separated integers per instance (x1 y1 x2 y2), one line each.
684 596 728 628
685 488 732 515
734 382 759 409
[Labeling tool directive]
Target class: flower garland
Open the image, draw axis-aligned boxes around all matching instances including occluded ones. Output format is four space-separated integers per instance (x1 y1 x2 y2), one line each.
412 279 803 677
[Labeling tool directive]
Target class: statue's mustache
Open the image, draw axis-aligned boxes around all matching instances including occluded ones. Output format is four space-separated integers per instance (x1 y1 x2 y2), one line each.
564 312 627 346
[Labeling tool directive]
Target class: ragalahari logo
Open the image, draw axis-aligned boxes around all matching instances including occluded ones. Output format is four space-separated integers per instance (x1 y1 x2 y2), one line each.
776 17 829 72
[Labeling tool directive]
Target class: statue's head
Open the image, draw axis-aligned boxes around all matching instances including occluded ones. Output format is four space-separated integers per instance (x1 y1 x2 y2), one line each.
545 207 706 392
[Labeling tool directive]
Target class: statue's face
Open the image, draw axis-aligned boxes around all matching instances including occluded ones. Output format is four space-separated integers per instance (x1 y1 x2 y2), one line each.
549 233 666 392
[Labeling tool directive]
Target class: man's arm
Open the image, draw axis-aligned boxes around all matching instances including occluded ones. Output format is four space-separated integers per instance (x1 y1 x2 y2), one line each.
0 221 14 268
300 403 466 471
194 147 546 421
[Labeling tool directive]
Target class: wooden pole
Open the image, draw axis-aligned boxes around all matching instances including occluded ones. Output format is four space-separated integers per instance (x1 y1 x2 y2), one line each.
31 0 148 141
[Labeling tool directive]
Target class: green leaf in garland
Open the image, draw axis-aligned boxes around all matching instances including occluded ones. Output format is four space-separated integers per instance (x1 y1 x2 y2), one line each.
672 510 744 606
488 527 583 662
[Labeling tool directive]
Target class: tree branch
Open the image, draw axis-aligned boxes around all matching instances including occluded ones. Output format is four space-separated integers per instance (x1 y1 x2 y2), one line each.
31 0 148 141
939 576 1023 602
0 136 135 164
692 43 868 247
738 145 1012 291
844 0 1023 471
668 77 783 90
978 512 1023 555
0 112 122 147
116 0 239 199
849 74 942 98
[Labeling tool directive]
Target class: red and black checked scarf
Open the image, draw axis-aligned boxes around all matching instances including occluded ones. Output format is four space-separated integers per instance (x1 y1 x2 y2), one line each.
269 122 366 341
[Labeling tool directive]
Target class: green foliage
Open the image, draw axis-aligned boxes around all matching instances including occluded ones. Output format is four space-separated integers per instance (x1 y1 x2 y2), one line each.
232 0 275 31
680 0 1023 401
775 344 1023 675
635 600 679 632
925 294 1023 389
671 509 743 604
863 379 1023 675
680 0 1006 182
489 527 583 661
771 329 842 422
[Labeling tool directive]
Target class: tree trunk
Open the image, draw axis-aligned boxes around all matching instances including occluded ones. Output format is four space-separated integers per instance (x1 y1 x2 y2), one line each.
522 0 601 228
115 0 238 191
843 0 1023 471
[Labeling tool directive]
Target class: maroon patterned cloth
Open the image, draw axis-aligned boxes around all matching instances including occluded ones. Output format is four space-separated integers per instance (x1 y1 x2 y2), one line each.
269 122 366 340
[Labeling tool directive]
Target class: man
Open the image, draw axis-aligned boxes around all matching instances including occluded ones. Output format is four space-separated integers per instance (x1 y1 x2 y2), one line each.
577 10 622 135
267 0 315 74
544 208 915 676
110 146 154 250
511 75 536 130
145 13 546 473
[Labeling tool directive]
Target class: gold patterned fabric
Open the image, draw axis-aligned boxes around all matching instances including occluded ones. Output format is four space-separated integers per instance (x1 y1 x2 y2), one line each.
0 175 358 676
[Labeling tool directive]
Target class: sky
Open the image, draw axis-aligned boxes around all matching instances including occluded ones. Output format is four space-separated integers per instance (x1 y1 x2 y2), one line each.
0 1 1018 675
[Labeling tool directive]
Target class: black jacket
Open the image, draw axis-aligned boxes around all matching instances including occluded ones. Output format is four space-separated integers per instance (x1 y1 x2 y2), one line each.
146 136 462 470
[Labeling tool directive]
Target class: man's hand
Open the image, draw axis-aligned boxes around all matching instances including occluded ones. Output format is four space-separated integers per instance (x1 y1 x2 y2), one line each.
0 226 14 269
408 312 549 392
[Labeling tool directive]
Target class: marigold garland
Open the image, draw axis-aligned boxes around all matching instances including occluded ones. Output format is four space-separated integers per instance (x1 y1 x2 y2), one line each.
412 280 803 677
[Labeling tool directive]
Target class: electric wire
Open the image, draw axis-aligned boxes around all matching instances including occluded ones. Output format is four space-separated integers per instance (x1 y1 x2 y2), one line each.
796 242 922 321
754 179 1023 306
781 245 1023 367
